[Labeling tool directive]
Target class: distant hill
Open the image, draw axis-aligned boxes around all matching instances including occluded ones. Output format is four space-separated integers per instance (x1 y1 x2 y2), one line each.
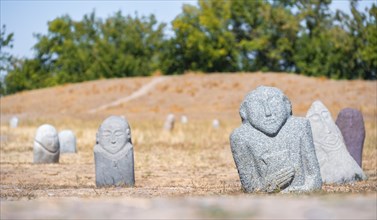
1 72 376 123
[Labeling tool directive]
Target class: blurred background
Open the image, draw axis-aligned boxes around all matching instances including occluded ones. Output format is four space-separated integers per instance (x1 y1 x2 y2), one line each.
1 0 376 95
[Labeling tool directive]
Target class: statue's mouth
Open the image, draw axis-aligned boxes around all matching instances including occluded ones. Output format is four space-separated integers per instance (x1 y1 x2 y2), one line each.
324 134 338 143
264 118 276 125
319 134 341 150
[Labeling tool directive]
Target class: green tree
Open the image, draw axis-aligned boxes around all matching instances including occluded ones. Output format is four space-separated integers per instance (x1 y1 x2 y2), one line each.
230 0 299 72
5 11 166 94
346 1 377 79
162 0 238 74
0 25 14 95
96 11 166 77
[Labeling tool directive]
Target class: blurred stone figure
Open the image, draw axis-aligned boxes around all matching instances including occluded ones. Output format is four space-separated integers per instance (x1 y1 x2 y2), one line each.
34 124 60 163
230 86 322 193
307 101 366 184
94 116 135 187
163 114 175 131
212 119 220 129
335 108 365 167
59 130 77 153
181 115 188 124
9 116 19 128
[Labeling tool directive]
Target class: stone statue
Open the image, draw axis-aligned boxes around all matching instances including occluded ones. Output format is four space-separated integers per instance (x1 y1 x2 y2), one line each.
230 86 322 193
335 108 365 167
163 114 175 131
10 116 19 128
33 124 60 163
212 119 220 129
59 130 77 153
94 116 135 187
306 101 366 184
181 115 188 124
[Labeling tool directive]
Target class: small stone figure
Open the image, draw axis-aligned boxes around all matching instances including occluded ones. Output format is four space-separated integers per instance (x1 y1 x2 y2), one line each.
212 119 220 129
230 86 322 193
59 130 77 153
94 116 135 187
9 116 19 128
306 101 366 184
163 114 175 131
181 115 188 124
335 108 365 167
33 124 60 163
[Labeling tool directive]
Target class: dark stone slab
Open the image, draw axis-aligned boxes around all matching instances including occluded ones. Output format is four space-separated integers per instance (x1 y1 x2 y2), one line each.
336 108 365 167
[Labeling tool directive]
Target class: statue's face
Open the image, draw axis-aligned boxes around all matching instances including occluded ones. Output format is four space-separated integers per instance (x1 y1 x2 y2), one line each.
36 124 59 153
307 101 341 150
243 87 290 136
98 117 129 154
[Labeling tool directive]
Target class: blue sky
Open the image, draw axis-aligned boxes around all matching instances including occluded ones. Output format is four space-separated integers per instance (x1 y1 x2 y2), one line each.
1 0 375 59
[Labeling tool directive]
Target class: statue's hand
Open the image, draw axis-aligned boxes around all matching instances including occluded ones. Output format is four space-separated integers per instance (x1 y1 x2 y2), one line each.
265 167 295 193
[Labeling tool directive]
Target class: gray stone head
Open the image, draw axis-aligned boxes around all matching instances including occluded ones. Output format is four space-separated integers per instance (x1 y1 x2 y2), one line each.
35 124 59 153
306 100 341 150
240 86 292 136
212 119 220 129
96 116 131 154
181 115 188 124
164 113 175 131
10 116 19 128
59 130 77 153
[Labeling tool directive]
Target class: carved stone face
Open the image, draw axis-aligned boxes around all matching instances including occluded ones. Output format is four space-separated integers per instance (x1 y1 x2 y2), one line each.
240 86 291 136
306 101 341 150
35 124 59 153
98 116 130 154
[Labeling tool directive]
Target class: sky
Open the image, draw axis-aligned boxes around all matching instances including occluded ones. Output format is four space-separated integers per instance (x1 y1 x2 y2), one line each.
0 0 375 59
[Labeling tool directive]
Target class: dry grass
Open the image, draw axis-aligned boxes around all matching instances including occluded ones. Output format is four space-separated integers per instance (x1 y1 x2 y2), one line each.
0 117 376 200
0 73 376 200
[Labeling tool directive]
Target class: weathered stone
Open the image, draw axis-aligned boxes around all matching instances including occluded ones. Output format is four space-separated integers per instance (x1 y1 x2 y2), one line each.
212 119 220 129
9 116 19 128
335 108 365 167
163 114 175 131
306 101 366 184
94 116 135 187
33 124 59 163
59 130 77 153
181 115 188 124
230 86 322 193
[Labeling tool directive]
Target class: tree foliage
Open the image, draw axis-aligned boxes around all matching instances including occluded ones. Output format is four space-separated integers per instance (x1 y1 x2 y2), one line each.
3 0 376 94
0 25 14 95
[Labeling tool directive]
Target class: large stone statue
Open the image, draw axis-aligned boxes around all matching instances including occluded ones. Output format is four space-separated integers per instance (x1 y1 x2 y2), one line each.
306 101 366 184
94 116 135 187
230 86 322 193
335 108 365 167
33 124 60 163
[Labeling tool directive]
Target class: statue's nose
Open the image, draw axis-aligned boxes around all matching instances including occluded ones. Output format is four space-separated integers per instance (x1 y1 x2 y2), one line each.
264 104 272 117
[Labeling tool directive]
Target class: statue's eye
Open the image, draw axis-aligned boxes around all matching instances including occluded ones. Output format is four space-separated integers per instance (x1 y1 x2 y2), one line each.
115 132 124 137
268 96 281 107
102 131 111 138
310 114 320 121
321 111 330 119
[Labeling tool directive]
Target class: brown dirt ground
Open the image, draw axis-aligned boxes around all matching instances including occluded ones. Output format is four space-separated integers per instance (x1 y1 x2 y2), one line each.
1 72 376 218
